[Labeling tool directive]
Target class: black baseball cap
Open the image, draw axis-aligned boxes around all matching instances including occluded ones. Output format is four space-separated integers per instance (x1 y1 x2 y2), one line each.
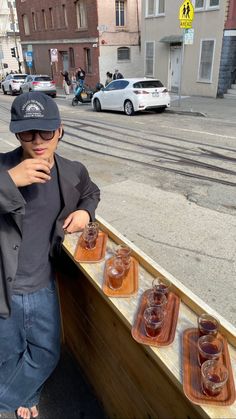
10 92 61 133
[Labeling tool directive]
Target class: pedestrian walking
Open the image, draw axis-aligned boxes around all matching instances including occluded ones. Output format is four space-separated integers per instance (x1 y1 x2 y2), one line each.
0 92 100 419
113 69 124 80
60 70 71 95
105 72 113 86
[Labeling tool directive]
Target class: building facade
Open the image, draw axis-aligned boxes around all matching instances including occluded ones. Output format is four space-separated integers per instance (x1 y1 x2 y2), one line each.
141 0 229 97
0 0 24 77
15 0 142 88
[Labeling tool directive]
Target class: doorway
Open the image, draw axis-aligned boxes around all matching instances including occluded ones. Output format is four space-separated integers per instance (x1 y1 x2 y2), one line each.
170 46 181 93
60 51 69 72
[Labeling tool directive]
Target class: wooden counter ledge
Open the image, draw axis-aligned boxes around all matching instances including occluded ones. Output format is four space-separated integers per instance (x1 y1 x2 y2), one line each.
57 215 236 419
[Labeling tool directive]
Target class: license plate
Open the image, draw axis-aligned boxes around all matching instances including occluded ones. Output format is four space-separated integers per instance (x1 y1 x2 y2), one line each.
152 92 159 97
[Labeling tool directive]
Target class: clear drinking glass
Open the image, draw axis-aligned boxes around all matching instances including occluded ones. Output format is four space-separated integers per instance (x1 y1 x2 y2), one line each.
115 244 132 274
107 256 125 290
143 306 165 338
201 360 228 397
82 222 99 249
152 277 171 297
198 313 220 337
197 335 223 366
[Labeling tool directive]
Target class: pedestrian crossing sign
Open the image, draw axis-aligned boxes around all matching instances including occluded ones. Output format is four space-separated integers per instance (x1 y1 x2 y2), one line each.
179 0 194 28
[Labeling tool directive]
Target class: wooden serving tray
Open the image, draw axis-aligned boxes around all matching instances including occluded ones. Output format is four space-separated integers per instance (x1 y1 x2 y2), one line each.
131 290 180 347
74 231 108 263
182 328 236 406
103 256 139 297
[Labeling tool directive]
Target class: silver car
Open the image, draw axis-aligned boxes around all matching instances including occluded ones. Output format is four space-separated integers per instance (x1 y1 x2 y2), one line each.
20 75 57 98
1 74 28 95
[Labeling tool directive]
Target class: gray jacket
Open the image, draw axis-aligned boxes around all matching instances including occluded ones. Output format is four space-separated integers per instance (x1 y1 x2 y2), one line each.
0 147 100 318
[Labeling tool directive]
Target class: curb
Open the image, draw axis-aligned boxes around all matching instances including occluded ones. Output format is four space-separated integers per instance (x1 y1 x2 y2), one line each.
166 109 206 117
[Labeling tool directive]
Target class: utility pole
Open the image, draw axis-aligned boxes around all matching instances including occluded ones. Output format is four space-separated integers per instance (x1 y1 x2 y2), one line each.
9 2 22 73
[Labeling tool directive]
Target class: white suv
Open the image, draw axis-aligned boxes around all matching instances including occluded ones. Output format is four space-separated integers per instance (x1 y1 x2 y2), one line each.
1 73 28 95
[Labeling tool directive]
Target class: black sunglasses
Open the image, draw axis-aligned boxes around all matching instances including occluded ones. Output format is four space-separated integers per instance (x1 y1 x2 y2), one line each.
16 130 56 142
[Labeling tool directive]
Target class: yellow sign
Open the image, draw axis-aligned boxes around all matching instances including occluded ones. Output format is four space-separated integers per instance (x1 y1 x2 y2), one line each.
179 1 194 29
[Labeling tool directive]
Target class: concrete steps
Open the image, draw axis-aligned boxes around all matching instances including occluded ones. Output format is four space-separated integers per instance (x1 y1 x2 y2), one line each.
224 83 236 99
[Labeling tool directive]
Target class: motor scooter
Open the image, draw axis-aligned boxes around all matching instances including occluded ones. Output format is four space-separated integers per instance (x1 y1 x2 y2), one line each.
71 82 104 106
71 82 94 106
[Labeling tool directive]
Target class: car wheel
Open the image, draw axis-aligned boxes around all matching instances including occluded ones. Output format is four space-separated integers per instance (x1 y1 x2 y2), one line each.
51 94 57 98
124 100 134 116
72 97 78 106
93 98 101 112
9 86 15 96
2 86 7 95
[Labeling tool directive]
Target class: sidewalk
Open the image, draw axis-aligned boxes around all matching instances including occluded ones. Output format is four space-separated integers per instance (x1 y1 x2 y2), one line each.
56 88 236 122
169 93 236 121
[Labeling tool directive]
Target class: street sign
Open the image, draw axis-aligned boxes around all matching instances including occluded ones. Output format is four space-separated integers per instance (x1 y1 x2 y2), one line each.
50 48 58 63
179 0 194 28
27 61 33 68
26 51 33 62
184 28 194 44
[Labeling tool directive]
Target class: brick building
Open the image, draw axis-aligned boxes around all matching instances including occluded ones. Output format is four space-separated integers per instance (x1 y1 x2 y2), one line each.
15 0 142 89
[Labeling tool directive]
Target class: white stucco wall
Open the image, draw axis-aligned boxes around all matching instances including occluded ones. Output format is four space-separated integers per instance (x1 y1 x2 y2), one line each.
141 0 227 97
97 0 143 84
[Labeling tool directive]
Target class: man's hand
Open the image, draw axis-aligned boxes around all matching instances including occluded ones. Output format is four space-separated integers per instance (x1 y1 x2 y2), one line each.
63 210 90 234
8 159 51 187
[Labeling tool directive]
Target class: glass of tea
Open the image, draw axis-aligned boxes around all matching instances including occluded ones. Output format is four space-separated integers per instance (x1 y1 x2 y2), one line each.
146 290 167 312
152 277 171 297
197 335 223 366
107 256 125 290
115 244 132 274
201 360 228 397
198 313 219 337
82 222 99 249
143 306 165 338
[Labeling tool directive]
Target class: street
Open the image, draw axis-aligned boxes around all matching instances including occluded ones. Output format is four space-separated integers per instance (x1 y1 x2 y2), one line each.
0 93 236 328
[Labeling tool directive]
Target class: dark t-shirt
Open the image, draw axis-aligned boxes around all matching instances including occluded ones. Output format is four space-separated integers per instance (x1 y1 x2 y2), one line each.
12 164 61 294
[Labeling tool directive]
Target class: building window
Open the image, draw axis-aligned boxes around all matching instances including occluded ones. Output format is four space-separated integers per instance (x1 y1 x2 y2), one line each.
117 47 130 60
146 0 165 16
84 48 92 73
116 0 125 26
32 12 36 31
49 7 54 28
76 0 87 29
62 4 68 27
145 41 154 76
198 39 215 82
42 9 47 29
194 0 219 10
22 14 30 35
69 47 75 67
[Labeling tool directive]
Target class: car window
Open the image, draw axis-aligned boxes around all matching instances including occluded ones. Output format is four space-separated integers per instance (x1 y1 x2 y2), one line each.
133 80 164 88
13 75 27 80
35 76 51 81
105 80 129 91
6 75 12 80
26 76 32 82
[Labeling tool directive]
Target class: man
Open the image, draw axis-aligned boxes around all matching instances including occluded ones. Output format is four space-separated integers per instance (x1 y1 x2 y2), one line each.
113 69 123 80
75 67 86 86
0 92 100 419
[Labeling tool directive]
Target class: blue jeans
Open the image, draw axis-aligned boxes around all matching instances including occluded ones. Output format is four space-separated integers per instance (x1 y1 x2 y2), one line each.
0 280 61 412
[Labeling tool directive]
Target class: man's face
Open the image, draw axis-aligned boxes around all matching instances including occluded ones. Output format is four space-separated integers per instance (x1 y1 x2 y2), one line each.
17 127 62 164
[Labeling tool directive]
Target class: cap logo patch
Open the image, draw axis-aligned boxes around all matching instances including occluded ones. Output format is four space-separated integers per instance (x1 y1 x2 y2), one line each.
22 100 45 119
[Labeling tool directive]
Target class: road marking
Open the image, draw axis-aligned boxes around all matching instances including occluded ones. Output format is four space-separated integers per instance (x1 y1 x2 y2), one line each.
134 121 145 125
159 124 236 140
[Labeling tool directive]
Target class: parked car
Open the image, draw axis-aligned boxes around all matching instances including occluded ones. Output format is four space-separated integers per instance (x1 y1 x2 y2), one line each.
20 75 57 98
92 78 171 116
1 73 28 95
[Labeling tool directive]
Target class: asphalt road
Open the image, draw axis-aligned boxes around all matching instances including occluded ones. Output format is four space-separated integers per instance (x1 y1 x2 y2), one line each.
0 94 236 328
